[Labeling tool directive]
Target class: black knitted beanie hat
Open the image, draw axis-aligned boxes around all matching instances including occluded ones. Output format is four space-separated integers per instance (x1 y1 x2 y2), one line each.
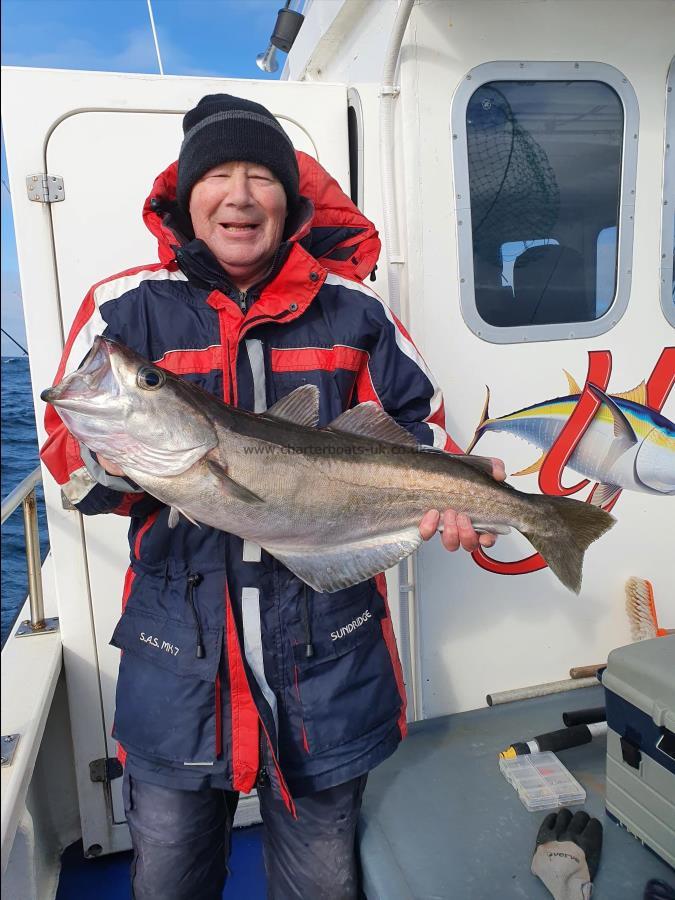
176 93 300 215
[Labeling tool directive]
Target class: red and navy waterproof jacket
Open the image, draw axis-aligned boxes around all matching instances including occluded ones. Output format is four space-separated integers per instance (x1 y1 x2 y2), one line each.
41 153 461 808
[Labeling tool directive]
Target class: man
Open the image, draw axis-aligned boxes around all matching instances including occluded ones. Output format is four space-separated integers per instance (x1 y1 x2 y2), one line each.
42 94 504 900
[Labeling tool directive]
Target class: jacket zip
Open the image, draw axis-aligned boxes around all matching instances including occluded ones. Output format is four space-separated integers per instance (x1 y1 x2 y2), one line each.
238 290 248 312
256 731 271 788
225 337 232 404
301 585 315 659
186 573 205 658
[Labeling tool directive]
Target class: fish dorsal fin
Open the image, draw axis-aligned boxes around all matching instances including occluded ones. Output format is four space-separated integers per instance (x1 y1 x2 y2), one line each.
327 402 418 447
587 384 638 443
266 385 320 428
511 449 547 477
451 453 496 476
564 369 582 395
612 380 647 406
465 386 491 453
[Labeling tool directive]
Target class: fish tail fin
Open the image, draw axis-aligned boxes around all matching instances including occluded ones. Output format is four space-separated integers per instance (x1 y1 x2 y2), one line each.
522 496 615 594
466 386 491 453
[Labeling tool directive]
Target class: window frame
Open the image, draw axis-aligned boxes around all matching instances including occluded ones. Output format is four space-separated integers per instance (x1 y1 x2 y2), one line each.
451 61 639 344
661 57 675 327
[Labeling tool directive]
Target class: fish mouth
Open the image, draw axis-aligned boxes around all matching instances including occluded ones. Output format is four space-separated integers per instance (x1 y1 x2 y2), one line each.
41 336 118 411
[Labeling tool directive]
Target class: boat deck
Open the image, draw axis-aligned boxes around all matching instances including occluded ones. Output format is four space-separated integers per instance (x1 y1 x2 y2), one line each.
56 826 267 899
56 686 674 898
358 685 674 898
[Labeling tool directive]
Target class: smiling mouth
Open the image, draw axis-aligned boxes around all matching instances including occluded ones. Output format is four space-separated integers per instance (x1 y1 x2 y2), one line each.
220 223 259 232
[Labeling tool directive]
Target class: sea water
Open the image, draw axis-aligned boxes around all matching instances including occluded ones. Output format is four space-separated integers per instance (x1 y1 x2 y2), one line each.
1 356 49 646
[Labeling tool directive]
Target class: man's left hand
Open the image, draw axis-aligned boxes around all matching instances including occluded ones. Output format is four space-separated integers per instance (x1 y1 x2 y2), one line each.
418 457 506 552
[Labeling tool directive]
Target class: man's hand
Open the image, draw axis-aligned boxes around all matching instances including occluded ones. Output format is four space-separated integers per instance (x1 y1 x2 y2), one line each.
418 457 506 551
97 454 126 477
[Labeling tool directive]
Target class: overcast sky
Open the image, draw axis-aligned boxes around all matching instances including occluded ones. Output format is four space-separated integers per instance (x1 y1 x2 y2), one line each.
1 0 288 355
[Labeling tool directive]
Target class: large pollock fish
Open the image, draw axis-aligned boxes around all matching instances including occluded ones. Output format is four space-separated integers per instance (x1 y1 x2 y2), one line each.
42 338 616 594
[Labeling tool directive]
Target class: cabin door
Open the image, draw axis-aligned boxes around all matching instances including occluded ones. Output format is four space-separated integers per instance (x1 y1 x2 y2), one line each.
2 67 350 854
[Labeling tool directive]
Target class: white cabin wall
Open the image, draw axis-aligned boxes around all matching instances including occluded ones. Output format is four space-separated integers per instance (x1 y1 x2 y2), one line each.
397 0 675 716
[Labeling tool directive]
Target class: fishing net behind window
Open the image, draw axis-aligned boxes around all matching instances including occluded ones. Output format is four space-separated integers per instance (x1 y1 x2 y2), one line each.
466 85 560 266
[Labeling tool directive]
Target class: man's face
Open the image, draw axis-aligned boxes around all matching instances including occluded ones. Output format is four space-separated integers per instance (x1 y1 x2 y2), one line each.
189 161 287 290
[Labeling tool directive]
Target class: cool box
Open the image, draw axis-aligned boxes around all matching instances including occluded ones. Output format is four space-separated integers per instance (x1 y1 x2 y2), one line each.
602 636 675 867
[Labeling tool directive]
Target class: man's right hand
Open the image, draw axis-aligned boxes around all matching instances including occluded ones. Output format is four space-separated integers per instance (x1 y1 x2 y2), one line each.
97 454 126 477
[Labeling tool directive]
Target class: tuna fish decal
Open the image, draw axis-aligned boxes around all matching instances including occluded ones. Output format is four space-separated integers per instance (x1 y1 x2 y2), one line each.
469 369 675 509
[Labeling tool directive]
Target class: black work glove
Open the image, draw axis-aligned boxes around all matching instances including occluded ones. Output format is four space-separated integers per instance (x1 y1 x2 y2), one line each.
531 808 603 900
644 879 675 900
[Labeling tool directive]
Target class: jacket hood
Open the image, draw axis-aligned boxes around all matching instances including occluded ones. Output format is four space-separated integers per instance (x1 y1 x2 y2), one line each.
142 152 381 282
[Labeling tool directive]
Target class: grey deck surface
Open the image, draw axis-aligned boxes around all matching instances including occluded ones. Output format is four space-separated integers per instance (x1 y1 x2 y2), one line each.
358 686 674 899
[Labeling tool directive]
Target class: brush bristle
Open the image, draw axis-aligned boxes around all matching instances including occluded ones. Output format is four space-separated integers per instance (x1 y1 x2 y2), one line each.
625 576 658 641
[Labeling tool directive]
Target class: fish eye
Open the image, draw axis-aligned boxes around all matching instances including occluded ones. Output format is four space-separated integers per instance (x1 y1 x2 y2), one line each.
137 366 166 391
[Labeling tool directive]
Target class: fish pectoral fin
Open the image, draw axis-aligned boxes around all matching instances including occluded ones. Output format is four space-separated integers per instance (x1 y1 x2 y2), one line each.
168 506 201 528
589 483 622 507
327 403 418 447
587 383 638 470
511 450 547 477
587 384 638 443
266 527 423 593
265 385 320 427
205 459 264 504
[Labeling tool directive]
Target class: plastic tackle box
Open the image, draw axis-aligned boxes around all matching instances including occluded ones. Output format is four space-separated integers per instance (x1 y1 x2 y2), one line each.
499 751 587 812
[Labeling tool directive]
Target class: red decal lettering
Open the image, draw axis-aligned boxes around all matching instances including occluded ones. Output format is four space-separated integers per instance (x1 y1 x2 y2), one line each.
646 347 675 410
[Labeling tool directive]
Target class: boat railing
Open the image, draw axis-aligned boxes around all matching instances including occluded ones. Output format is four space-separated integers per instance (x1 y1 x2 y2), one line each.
1 465 57 638
1 495 64 878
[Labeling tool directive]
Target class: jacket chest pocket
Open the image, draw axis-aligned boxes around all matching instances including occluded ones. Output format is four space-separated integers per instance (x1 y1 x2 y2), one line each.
292 588 403 755
110 608 222 765
271 347 368 424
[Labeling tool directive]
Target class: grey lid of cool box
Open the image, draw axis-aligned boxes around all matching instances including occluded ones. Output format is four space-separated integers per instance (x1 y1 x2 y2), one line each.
602 636 675 730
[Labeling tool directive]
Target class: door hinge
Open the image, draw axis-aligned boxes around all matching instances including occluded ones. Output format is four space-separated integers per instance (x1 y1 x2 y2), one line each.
26 174 65 203
89 757 124 784
1 734 20 768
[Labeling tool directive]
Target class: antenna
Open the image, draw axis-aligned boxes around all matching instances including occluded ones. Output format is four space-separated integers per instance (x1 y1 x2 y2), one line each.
256 1 304 74
146 0 164 76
